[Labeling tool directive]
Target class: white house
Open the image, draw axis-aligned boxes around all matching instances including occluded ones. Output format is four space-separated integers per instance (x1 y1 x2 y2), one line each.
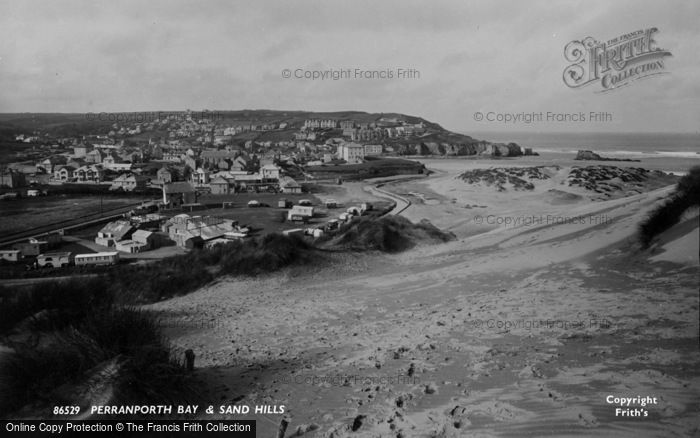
260 164 281 181
337 142 365 163
110 174 148 191
53 165 76 181
75 165 103 183
190 168 210 186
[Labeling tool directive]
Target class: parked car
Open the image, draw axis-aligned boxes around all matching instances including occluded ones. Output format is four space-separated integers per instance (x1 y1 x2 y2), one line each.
36 252 73 268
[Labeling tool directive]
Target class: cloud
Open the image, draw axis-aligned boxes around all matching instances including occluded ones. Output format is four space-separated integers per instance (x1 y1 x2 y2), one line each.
0 0 697 132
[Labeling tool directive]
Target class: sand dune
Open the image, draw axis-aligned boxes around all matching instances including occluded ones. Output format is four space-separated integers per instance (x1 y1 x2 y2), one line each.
146 160 699 437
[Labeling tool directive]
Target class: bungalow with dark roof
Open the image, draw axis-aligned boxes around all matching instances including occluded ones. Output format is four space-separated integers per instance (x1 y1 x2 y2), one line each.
85 149 104 164
209 176 234 195
13 240 47 257
157 167 173 184
163 181 196 207
201 149 238 165
279 176 301 194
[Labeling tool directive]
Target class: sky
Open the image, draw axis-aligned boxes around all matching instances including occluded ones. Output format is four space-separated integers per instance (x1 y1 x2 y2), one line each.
0 0 698 133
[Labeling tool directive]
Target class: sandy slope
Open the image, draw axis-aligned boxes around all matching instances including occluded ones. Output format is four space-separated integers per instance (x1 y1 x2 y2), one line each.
146 160 699 437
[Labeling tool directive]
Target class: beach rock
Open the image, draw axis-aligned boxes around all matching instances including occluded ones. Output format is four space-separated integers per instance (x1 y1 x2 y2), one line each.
293 423 319 436
575 150 640 162
566 165 674 198
575 150 604 160
395 393 413 408
577 412 599 427
351 414 366 431
479 142 523 157
457 166 552 191
391 140 527 157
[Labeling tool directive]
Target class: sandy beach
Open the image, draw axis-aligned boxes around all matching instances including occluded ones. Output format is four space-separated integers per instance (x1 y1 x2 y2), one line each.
146 159 699 437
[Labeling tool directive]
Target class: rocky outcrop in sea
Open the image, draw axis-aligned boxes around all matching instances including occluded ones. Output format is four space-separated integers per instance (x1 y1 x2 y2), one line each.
574 150 640 162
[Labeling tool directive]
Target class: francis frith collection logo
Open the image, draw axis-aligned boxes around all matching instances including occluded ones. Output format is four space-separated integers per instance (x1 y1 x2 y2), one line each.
563 27 672 92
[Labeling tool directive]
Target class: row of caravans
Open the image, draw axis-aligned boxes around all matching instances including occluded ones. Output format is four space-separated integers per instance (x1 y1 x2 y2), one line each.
338 202 373 223
286 200 373 224
35 251 120 268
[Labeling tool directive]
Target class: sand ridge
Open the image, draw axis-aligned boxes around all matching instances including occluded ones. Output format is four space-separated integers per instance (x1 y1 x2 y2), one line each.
146 160 699 437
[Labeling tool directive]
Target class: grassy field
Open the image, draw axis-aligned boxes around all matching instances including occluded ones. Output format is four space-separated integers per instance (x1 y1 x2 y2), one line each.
0 195 150 237
183 192 331 235
306 157 425 180
196 190 393 232
0 142 37 164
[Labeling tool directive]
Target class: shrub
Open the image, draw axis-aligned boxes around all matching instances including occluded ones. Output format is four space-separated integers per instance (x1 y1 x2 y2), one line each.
638 166 700 248
0 339 94 412
81 308 192 404
0 214 455 415
219 233 315 276
0 277 113 334
106 255 214 304
0 281 191 415
320 215 455 253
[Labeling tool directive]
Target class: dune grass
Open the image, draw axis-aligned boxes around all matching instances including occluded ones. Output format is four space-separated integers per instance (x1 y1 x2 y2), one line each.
0 279 193 415
107 233 317 303
638 166 700 248
0 215 452 415
318 215 455 253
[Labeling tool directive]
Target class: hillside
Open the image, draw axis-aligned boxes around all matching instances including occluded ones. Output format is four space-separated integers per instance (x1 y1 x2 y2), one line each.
0 110 442 137
0 110 525 158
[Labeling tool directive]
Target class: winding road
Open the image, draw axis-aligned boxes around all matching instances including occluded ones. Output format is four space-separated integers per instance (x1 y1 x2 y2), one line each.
362 173 430 216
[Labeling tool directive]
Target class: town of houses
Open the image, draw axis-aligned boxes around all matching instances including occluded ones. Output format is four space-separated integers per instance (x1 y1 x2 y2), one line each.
1 112 434 194
0 111 534 270
2 111 424 267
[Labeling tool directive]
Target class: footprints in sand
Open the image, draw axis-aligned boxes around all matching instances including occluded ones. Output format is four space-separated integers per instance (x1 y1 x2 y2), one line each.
143 209 699 437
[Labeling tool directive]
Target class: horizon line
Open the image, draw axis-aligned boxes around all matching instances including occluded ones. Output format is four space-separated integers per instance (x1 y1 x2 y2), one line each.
0 110 697 136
